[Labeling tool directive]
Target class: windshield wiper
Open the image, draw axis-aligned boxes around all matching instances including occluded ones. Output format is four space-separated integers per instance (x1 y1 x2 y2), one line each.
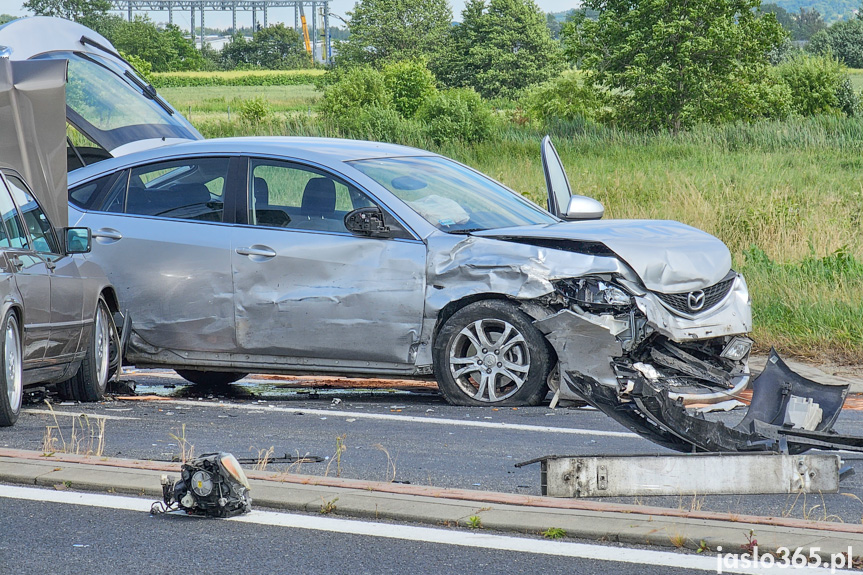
79 36 174 116
447 228 487 234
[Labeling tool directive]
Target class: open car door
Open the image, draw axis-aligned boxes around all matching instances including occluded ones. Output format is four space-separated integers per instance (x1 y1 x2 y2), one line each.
540 135 604 221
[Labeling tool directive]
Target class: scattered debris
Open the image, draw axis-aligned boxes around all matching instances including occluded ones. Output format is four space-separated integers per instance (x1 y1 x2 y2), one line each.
562 350 861 454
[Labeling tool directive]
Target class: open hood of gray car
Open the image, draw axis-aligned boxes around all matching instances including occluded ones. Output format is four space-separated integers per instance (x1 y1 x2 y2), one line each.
473 220 733 293
0 57 69 232
0 17 203 162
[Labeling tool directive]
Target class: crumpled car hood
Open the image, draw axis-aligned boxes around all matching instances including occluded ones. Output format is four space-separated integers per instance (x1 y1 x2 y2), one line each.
473 219 732 293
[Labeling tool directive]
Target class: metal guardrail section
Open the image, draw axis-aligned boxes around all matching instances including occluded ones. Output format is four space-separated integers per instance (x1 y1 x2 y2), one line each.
538 453 842 498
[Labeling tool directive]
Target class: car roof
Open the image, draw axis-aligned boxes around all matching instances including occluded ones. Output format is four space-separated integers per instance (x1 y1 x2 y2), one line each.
69 137 440 183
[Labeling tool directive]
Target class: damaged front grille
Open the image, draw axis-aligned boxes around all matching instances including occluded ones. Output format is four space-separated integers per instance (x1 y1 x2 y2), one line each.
654 273 736 316
620 337 741 393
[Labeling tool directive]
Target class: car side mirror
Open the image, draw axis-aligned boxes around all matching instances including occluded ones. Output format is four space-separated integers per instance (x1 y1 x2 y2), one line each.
65 227 92 254
345 207 392 238
563 196 605 221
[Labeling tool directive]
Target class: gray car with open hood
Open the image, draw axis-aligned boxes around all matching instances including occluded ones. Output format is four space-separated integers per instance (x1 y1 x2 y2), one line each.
0 50 120 427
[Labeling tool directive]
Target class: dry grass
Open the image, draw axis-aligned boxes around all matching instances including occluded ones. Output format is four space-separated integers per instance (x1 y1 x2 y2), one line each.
169 424 194 464
41 401 106 457
251 445 275 471
324 434 347 477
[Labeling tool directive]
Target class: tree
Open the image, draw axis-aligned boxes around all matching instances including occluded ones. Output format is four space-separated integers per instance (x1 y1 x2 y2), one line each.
335 0 452 67
22 0 110 21
436 0 564 100
807 17 863 68
110 16 204 72
563 0 787 133
792 8 826 40
248 24 307 68
221 24 308 69
546 13 561 39
761 3 794 31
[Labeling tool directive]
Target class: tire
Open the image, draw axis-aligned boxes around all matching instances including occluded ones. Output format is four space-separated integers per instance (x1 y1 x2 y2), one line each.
58 298 113 402
433 300 552 406
0 311 22 427
175 370 248 386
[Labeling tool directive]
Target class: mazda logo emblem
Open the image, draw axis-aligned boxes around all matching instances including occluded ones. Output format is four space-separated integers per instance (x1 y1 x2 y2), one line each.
687 290 706 311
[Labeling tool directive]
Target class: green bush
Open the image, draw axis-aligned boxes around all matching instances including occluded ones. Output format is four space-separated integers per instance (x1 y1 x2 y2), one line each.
150 72 322 88
318 66 392 125
238 97 270 123
522 70 608 124
836 76 861 117
383 59 438 118
773 53 851 117
417 88 494 144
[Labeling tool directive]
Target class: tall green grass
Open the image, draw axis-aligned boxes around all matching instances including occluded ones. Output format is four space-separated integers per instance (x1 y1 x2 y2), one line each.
191 91 863 362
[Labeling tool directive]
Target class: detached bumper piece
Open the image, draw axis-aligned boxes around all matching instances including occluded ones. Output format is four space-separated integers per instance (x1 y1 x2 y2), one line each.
565 349 860 454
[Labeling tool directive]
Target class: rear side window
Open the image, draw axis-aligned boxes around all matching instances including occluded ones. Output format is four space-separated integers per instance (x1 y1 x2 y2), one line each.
122 158 229 222
0 177 26 249
4 174 59 254
70 174 116 210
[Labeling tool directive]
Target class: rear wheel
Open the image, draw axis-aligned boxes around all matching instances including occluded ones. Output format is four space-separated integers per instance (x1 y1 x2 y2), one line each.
433 300 551 406
175 370 248 386
58 298 113 402
0 311 22 427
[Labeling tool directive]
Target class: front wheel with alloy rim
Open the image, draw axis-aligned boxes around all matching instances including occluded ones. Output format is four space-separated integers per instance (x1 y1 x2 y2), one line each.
0 311 22 426
433 300 552 406
58 297 114 402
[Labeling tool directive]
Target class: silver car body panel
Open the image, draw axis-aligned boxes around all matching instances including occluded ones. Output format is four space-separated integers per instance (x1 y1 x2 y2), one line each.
0 58 116 386
0 57 68 239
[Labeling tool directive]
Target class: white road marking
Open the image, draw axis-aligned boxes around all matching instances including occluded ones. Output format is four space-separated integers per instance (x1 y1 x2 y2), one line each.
0 484 847 574
161 398 640 439
21 409 139 421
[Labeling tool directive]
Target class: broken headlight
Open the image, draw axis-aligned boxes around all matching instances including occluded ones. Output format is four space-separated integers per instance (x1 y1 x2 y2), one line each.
555 277 633 310
159 452 252 518
720 336 753 362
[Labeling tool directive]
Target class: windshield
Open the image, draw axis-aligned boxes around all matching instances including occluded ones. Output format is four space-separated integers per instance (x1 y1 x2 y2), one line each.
348 156 556 232
33 51 201 152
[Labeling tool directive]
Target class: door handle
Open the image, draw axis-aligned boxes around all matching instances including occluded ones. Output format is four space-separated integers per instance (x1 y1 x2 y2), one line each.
92 228 123 242
236 246 276 259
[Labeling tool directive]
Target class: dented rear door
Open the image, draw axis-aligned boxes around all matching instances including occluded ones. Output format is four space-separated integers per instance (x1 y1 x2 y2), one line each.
231 157 426 366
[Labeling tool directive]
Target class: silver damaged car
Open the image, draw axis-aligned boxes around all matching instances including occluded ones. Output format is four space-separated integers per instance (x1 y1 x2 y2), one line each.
1 17 753 413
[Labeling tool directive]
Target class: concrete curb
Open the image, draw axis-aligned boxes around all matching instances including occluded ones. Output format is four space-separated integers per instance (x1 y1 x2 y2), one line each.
1 449 861 558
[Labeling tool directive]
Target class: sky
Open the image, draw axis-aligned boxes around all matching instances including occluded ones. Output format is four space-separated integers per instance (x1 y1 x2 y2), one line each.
0 0 580 31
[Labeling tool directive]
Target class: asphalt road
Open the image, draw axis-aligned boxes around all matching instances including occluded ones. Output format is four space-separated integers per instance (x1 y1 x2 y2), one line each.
0 495 734 575
3 370 863 524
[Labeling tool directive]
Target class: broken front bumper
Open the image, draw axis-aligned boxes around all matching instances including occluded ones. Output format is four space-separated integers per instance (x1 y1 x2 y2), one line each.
559 349 859 454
